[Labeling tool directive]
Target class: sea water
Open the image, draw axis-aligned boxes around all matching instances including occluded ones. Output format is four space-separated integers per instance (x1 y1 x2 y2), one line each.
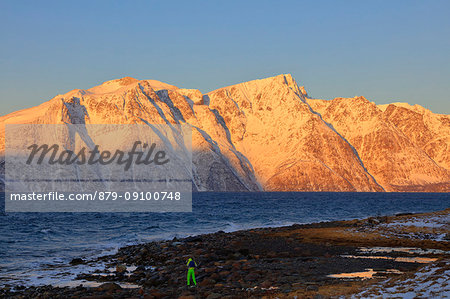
0 192 448 287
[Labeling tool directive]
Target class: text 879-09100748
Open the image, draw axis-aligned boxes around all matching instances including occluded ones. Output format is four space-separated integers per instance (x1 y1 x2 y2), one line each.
9 191 182 201
81 191 182 201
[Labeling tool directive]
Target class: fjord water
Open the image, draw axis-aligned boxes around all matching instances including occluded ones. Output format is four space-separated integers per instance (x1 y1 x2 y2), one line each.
0 192 449 287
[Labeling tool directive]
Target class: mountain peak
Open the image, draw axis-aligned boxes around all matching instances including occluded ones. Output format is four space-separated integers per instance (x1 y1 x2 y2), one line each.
207 73 307 98
108 76 139 86
85 77 177 95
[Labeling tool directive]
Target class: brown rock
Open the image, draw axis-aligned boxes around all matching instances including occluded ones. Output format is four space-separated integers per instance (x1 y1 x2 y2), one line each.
218 270 230 277
292 282 303 289
307 285 319 291
260 280 272 289
245 272 259 281
96 282 122 292
199 278 216 287
148 289 164 298
116 264 127 273
210 273 220 280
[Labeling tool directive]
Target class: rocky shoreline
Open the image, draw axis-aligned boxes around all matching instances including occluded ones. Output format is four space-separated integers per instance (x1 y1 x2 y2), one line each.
2 209 449 298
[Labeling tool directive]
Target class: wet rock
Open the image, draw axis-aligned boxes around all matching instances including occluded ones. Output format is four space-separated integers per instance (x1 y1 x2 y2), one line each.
260 280 272 288
96 282 122 292
280 283 291 292
185 236 202 242
218 270 230 277
116 264 127 273
306 284 319 291
147 289 164 298
199 278 216 287
135 265 146 272
367 217 381 225
245 272 259 281
395 212 414 216
69 258 85 265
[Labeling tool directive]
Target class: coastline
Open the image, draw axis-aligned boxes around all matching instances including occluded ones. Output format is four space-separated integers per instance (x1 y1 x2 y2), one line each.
1 208 449 298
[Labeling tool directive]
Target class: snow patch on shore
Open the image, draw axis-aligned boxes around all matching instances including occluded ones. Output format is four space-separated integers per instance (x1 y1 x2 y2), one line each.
385 214 449 228
352 261 450 298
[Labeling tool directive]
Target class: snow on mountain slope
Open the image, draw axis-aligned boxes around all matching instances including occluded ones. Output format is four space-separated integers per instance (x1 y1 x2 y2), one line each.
207 74 383 191
0 79 260 191
380 103 450 170
308 97 449 191
1 74 448 192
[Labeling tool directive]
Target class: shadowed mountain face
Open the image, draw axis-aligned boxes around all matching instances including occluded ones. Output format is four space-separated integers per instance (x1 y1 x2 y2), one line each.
0 75 448 192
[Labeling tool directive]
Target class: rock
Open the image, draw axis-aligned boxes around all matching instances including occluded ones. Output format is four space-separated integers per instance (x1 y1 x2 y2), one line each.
368 217 381 225
185 236 202 242
206 293 221 299
307 285 319 291
80 295 112 299
280 283 291 292
238 248 250 256
199 278 216 287
69 258 85 265
292 282 303 289
148 289 164 298
218 270 230 277
96 282 122 292
245 272 259 281
210 273 220 280
260 280 272 289
395 212 414 216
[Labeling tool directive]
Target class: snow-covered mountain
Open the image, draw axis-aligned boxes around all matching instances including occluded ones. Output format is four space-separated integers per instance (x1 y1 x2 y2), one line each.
1 75 448 191
308 97 449 191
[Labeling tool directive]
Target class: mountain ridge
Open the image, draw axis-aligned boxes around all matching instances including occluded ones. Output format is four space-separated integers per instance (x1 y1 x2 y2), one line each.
1 74 448 192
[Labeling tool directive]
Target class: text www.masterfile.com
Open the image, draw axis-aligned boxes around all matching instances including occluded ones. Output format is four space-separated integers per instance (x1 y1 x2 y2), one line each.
8 191 182 201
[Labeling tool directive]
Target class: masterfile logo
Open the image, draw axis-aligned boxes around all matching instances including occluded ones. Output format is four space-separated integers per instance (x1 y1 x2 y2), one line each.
26 141 170 171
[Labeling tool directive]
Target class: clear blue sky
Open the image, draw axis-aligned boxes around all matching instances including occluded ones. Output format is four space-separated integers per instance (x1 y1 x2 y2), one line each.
1 0 449 115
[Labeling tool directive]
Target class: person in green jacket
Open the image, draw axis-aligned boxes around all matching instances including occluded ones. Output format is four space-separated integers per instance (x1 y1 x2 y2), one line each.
186 257 197 286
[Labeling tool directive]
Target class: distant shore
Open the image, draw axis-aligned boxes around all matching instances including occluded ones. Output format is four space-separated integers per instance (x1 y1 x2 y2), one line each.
2 208 449 298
